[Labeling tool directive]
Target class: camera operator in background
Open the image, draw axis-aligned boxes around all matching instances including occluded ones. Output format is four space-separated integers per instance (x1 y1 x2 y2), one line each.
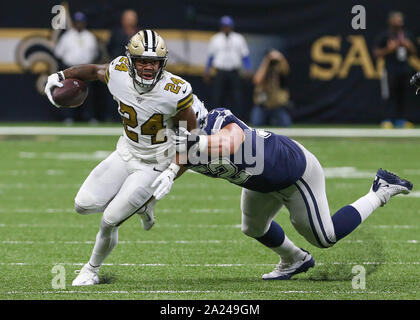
373 11 417 129
250 49 293 127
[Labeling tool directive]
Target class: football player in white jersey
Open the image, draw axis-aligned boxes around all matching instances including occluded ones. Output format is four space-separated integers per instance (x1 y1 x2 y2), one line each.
44 30 198 286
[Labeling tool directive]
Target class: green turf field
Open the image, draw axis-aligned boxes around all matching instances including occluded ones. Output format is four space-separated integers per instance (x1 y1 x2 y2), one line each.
0 131 419 300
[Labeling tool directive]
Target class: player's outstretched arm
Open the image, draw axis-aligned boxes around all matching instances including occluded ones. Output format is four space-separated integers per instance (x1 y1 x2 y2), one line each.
44 64 109 108
62 64 109 83
173 123 245 156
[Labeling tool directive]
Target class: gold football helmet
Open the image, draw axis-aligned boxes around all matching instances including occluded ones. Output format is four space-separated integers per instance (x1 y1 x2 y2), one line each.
126 29 168 90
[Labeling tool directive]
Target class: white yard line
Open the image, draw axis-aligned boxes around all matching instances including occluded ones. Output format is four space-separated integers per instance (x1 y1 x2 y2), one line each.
3 289 417 295
0 223 243 229
1 223 416 229
0 239 418 245
1 261 420 267
0 240 243 245
1 126 420 137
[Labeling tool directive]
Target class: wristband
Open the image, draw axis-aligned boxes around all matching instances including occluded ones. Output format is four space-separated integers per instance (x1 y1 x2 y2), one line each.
168 162 180 175
57 71 65 81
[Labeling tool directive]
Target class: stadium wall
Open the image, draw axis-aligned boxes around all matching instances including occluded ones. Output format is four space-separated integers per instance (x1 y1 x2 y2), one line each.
0 0 419 123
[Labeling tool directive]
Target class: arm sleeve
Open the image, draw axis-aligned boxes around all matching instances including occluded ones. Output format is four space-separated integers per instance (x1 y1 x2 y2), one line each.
205 56 214 74
242 55 251 71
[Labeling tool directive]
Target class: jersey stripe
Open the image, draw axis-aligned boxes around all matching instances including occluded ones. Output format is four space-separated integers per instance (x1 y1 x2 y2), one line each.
105 67 110 84
177 93 193 111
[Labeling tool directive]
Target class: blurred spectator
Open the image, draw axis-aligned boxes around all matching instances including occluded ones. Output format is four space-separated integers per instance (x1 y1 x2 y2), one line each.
54 11 99 124
204 16 251 118
250 49 293 127
107 9 140 60
55 12 98 67
373 11 417 129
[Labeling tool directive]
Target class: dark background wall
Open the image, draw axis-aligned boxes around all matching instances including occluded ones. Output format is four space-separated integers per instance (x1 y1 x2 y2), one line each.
0 0 419 123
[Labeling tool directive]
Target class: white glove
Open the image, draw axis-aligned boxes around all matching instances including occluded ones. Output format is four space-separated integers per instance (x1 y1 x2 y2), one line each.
44 71 64 108
151 163 180 200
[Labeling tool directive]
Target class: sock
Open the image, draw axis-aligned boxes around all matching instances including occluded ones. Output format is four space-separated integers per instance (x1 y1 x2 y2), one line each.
255 221 304 261
332 192 381 241
89 219 119 268
351 192 382 221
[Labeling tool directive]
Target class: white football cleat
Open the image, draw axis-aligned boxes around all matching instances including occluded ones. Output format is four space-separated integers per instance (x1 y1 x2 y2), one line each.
72 263 100 286
370 169 413 206
137 200 156 231
262 249 315 280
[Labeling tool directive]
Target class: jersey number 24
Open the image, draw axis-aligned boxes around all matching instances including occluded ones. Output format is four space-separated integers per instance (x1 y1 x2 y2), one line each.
119 102 167 145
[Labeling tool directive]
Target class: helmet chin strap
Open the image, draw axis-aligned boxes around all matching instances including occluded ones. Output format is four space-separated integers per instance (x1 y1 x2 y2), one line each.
132 80 151 94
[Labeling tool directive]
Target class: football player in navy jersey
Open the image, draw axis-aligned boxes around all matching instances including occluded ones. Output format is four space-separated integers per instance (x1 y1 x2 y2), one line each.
152 107 413 280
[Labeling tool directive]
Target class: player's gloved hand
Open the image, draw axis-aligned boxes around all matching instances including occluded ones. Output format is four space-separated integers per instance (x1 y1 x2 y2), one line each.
410 72 420 95
151 163 180 200
172 127 208 154
44 71 65 108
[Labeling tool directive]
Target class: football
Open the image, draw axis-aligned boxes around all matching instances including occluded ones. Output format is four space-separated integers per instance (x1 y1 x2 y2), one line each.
52 78 88 108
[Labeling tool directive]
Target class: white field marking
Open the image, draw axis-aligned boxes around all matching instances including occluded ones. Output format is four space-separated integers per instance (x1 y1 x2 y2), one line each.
2 126 420 137
365 225 417 229
0 127 123 136
0 223 242 229
0 183 219 190
404 191 420 198
0 183 80 190
0 223 414 230
0 169 65 176
4 290 418 295
403 169 420 175
0 207 236 214
323 167 373 179
19 151 112 161
0 208 75 214
342 240 419 244
165 194 239 201
0 239 418 245
0 239 243 245
2 261 420 268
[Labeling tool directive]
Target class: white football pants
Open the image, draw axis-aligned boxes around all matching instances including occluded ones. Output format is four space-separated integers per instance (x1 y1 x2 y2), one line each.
74 138 169 226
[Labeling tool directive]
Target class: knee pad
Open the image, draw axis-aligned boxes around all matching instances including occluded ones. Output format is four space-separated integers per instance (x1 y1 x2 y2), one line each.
241 214 269 239
100 217 119 230
74 191 107 215
127 186 152 209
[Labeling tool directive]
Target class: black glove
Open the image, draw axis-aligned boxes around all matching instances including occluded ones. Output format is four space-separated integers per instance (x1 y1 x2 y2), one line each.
410 72 420 95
